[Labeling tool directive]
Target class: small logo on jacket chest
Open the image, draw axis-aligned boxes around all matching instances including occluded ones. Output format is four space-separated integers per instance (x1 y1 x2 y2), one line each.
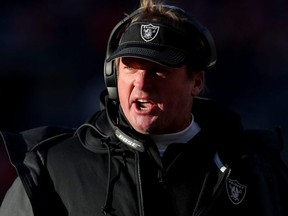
226 179 247 205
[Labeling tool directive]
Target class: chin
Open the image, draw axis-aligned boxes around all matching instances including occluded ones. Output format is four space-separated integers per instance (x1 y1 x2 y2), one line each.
131 117 159 133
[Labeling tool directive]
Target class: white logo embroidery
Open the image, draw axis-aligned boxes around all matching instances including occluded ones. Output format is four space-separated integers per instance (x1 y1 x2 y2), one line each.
140 24 160 42
226 179 247 205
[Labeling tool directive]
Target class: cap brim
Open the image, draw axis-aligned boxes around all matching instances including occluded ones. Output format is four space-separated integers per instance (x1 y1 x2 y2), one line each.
106 43 187 68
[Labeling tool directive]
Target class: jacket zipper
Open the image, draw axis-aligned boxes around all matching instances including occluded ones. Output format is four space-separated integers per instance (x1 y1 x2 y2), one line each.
135 151 145 216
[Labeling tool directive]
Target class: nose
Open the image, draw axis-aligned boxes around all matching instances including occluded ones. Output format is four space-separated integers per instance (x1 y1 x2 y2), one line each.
133 70 153 90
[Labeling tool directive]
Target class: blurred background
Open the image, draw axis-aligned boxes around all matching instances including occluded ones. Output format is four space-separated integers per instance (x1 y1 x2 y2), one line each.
0 0 287 202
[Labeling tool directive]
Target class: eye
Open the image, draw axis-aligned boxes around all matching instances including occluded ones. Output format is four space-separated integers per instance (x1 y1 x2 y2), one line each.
155 71 166 78
154 67 170 78
122 64 137 74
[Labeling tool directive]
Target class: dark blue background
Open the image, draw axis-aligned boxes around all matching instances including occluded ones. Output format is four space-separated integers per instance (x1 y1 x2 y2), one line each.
0 0 287 191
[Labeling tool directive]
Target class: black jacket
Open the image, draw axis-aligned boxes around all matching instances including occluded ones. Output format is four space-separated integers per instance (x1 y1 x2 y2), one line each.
1 97 288 216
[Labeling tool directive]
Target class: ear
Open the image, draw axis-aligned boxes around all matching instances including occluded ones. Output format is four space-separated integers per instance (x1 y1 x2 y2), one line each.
191 71 205 96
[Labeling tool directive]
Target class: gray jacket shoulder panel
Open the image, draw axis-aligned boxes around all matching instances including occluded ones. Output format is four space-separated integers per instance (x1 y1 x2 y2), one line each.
0 177 33 216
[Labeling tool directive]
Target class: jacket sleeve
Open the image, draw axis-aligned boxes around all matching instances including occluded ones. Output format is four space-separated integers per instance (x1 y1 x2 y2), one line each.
0 177 33 216
243 128 288 215
0 127 72 216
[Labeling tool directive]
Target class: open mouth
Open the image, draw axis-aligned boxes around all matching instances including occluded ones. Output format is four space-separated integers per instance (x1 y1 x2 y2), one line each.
134 99 154 111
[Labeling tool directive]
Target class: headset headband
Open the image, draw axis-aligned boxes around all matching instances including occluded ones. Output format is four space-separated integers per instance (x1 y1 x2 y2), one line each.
104 5 217 101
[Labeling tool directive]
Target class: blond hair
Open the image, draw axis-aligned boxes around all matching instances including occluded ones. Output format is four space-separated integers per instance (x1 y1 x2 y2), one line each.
132 0 190 31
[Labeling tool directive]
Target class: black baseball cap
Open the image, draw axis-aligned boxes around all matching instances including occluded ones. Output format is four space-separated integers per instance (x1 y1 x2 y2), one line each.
106 21 201 68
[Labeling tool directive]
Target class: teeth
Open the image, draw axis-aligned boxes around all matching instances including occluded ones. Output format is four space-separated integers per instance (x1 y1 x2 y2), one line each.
135 99 151 110
137 99 148 103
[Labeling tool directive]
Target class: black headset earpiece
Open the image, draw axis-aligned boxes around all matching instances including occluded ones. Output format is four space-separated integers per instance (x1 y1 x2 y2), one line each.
104 8 143 101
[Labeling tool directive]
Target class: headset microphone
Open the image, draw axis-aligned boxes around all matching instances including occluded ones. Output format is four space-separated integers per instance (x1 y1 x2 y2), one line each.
114 128 145 152
104 94 146 152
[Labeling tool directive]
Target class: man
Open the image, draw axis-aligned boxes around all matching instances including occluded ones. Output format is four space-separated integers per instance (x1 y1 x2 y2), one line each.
1 0 288 215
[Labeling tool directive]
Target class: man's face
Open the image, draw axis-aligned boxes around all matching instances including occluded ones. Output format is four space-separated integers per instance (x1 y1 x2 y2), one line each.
117 57 203 134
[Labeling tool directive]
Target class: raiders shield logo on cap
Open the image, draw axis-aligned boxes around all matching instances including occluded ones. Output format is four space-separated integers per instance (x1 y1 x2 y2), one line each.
226 178 247 205
141 24 160 42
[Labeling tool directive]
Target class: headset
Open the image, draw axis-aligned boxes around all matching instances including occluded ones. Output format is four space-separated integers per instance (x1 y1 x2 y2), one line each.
104 4 217 101
103 5 217 152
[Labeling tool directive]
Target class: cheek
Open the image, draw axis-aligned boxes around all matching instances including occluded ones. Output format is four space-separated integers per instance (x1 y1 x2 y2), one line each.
117 75 131 109
165 83 192 107
117 78 126 101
